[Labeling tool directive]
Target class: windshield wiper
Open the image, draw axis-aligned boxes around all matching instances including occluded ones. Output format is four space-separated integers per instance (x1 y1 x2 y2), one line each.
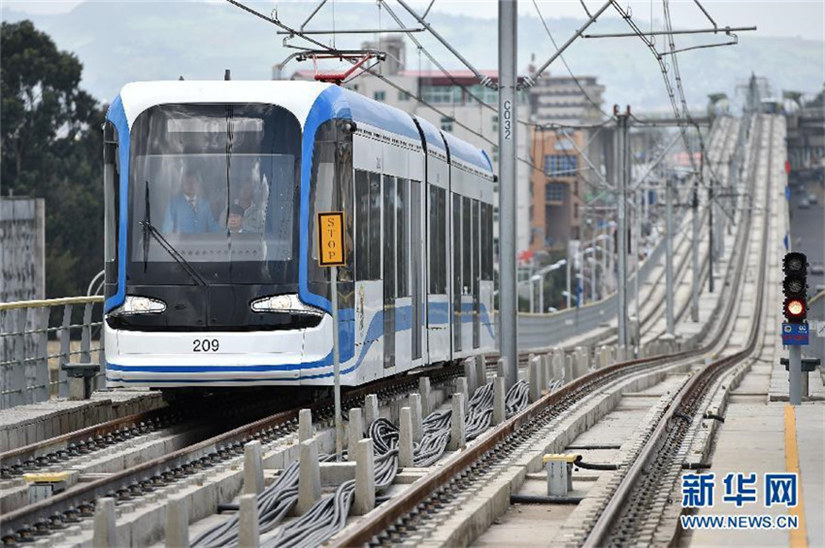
141 181 208 287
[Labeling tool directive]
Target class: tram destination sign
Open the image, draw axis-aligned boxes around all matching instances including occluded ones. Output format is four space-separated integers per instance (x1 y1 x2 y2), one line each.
317 211 347 267
781 322 809 346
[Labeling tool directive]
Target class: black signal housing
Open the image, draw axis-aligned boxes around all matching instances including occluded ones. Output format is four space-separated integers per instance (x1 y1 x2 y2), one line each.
782 252 808 324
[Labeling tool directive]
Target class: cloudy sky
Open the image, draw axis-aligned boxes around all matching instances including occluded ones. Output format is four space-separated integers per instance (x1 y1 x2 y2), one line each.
7 0 825 41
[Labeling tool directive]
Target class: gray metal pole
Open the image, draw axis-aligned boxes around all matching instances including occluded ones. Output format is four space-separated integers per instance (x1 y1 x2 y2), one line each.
498 0 518 389
789 345 802 405
634 186 641 316
691 182 700 322
591 258 596 302
665 177 675 335
539 276 544 314
578 246 585 306
616 112 628 347
566 254 572 309
331 266 342 460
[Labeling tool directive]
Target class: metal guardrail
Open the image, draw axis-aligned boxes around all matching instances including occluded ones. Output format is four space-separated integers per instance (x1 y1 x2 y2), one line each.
0 296 104 409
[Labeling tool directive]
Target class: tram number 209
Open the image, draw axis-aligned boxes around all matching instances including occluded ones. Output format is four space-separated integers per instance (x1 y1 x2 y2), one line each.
193 339 220 352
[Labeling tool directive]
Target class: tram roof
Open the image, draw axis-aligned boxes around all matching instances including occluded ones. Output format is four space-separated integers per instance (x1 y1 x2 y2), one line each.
112 80 491 172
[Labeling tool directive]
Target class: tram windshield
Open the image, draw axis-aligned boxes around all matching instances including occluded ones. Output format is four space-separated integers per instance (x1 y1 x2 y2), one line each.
128 104 301 285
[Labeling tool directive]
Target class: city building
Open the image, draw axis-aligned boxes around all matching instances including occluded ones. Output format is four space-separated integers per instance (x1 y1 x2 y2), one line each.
529 128 586 252
529 74 605 126
526 70 607 255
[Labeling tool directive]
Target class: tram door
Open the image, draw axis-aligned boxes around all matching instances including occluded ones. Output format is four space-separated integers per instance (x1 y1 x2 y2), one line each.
383 175 396 368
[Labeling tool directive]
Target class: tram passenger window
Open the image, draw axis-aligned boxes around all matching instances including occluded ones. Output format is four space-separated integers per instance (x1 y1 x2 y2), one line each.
462 196 471 293
355 169 370 280
368 172 382 279
396 178 409 297
429 187 447 293
429 187 438 293
472 199 480 286
481 203 493 280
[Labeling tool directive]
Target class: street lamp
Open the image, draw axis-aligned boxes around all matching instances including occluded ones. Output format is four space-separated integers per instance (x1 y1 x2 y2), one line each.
531 259 566 313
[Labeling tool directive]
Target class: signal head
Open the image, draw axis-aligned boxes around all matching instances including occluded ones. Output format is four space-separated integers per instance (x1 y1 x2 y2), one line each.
783 252 807 275
783 297 807 323
782 277 807 298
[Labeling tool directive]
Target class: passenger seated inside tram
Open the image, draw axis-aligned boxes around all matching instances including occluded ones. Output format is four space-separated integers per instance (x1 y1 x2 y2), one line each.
162 169 221 234
234 178 265 233
227 204 245 234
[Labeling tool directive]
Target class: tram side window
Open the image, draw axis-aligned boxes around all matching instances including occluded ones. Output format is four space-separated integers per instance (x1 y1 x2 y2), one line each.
355 170 370 280
103 121 119 297
429 186 447 293
355 169 382 281
396 178 409 297
308 119 353 304
462 196 471 293
368 172 382 279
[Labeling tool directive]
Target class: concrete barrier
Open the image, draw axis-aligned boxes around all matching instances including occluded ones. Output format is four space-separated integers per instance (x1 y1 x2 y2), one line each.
353 438 375 515
297 439 320 514
243 440 264 495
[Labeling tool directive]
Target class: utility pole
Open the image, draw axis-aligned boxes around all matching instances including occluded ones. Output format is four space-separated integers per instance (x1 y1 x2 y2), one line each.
634 186 641 316
498 0 518 389
707 150 715 293
665 176 675 335
615 106 629 348
691 180 700 322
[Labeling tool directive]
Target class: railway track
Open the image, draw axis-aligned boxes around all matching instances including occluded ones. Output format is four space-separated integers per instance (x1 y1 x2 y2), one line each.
584 115 775 547
330 115 773 547
0 364 462 544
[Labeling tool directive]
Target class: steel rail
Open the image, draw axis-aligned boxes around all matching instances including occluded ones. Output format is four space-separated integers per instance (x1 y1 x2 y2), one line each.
0 364 460 539
584 116 774 545
0 407 169 469
332 117 764 547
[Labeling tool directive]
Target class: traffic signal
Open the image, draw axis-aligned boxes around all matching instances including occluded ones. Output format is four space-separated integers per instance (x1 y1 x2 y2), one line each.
782 252 808 323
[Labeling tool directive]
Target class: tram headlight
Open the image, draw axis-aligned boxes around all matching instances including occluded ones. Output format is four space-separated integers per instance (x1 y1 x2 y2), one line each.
116 296 167 315
250 294 324 316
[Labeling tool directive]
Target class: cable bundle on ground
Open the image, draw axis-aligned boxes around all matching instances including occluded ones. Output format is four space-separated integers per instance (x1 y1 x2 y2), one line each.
465 381 494 440
369 418 400 489
505 379 530 417
414 408 452 466
262 479 354 548
193 378 534 547
191 460 301 547
263 417 401 547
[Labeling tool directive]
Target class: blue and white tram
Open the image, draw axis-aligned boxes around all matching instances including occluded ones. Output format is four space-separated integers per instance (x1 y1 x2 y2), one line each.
102 81 495 393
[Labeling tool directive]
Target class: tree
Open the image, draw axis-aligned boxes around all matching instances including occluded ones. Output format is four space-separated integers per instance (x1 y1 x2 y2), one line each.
1 20 104 298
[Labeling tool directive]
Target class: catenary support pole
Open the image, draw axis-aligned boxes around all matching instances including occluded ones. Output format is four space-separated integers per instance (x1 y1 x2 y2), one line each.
708 172 715 293
665 176 675 335
634 185 641 317
615 109 629 347
691 181 700 322
498 0 518 389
